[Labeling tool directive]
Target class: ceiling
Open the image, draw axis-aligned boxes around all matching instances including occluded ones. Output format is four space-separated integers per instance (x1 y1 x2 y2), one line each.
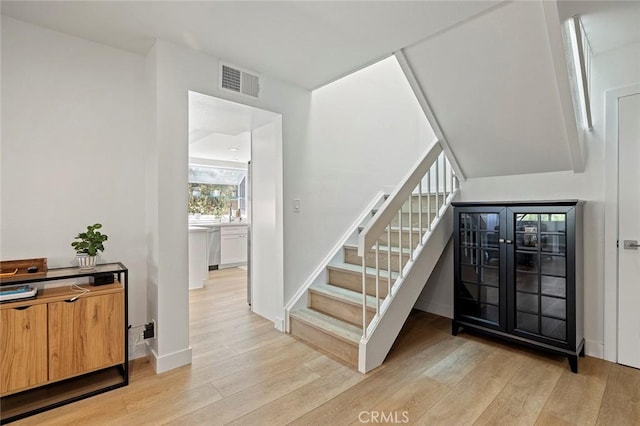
3 1 637 179
3 0 635 90
1 0 500 90
188 91 279 163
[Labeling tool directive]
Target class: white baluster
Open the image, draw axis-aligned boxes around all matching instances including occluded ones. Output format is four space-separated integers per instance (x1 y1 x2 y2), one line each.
375 241 380 315
409 193 413 261
362 257 367 338
398 210 403 280
435 155 441 217
387 226 391 298
418 181 423 243
427 170 432 232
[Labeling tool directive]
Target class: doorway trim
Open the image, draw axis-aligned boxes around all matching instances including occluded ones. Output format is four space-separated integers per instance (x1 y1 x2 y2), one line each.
603 83 640 362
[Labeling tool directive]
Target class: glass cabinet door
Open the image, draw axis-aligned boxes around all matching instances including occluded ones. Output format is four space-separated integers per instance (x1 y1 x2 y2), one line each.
512 212 567 342
457 211 502 326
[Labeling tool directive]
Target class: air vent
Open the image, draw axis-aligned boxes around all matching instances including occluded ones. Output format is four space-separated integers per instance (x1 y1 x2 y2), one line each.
220 63 260 98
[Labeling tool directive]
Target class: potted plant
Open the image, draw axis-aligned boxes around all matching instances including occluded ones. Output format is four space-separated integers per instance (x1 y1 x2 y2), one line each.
71 223 108 270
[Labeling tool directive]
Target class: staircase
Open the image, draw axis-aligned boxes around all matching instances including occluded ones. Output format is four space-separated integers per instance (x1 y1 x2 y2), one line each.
287 142 459 372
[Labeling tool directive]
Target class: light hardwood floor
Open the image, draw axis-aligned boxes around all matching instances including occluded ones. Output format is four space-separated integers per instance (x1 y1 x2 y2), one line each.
14 268 639 425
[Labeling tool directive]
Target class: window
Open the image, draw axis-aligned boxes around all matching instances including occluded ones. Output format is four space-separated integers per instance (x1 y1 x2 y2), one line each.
565 16 592 130
188 164 247 218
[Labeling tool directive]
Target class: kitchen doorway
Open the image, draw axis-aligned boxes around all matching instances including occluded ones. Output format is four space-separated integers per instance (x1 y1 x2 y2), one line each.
187 91 283 328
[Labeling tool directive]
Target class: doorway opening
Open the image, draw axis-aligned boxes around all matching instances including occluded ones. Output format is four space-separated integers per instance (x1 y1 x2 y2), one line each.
187 91 283 340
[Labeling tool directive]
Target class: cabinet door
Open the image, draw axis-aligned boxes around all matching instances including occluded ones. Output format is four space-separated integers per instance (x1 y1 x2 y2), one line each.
507 207 573 347
454 207 506 329
220 234 241 264
48 291 124 381
237 232 248 263
1 304 48 395
220 228 248 264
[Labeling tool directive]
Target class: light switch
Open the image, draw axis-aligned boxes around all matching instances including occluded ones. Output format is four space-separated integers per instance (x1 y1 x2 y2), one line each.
293 199 301 212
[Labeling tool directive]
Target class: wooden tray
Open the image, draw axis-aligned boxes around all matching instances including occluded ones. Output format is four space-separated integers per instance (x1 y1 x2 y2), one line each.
0 258 48 282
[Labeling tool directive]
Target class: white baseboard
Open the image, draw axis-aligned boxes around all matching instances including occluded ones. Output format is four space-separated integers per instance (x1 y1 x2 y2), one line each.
585 339 604 359
274 316 285 332
219 262 247 270
147 345 192 374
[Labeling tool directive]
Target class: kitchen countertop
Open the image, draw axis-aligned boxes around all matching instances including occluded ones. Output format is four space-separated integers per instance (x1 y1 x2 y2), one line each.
188 220 248 228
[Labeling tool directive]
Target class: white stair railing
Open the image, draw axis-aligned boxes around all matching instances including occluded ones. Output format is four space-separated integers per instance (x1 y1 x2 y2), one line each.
357 141 458 338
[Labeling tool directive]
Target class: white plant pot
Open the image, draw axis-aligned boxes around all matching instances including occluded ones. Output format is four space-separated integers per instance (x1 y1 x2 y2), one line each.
77 254 97 270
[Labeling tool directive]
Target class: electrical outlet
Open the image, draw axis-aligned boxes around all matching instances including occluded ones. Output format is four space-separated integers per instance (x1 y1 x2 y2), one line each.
143 319 156 340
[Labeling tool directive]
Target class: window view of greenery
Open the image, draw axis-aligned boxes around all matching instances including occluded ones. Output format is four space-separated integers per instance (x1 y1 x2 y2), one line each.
188 183 237 217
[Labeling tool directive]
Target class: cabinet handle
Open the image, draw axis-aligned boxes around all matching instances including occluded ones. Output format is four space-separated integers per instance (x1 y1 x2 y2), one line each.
505 240 513 244
499 238 505 243
13 305 30 311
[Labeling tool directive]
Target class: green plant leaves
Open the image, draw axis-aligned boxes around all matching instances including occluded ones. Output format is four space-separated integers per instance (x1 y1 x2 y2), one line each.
71 223 108 255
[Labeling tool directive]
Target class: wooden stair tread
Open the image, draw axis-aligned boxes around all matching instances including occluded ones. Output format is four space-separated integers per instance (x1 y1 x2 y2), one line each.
327 261 400 279
310 283 377 311
290 308 361 345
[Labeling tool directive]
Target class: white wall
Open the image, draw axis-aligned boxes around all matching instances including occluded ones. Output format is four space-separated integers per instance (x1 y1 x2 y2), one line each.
1 17 148 332
415 40 640 359
251 118 284 326
414 239 454 318
144 39 311 371
286 56 436 302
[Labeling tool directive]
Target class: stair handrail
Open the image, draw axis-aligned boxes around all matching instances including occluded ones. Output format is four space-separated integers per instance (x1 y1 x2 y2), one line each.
358 142 443 257
358 140 458 338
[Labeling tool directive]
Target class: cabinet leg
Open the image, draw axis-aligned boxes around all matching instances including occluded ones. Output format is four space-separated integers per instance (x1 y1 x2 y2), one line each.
568 355 578 374
579 345 585 357
452 321 459 336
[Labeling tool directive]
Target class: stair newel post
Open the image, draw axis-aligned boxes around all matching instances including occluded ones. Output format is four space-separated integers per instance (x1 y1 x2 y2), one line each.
362 256 367 338
387 226 392 298
418 181 423 244
375 241 380 316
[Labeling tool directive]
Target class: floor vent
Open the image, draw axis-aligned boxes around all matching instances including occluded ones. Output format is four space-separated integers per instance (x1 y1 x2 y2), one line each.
220 63 260 98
